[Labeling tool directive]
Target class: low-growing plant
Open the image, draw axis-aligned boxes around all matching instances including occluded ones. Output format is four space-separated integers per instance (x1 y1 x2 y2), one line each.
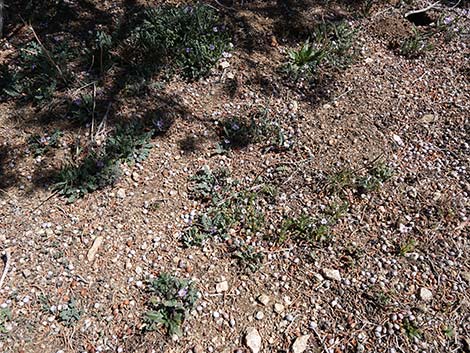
188 166 231 201
399 238 416 256
28 130 62 157
232 244 264 272
282 20 356 80
145 273 198 336
0 40 73 103
0 308 11 334
399 27 433 58
129 4 231 80
403 319 422 340
278 214 331 244
183 168 265 246
54 122 154 202
58 299 82 327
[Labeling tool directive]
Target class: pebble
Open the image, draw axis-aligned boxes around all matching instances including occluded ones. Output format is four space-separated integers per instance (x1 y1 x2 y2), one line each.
216 281 229 293
255 311 264 320
274 303 284 314
323 268 341 281
116 188 126 199
285 314 294 322
257 294 270 306
292 334 310 353
87 236 104 262
245 327 262 353
419 287 433 301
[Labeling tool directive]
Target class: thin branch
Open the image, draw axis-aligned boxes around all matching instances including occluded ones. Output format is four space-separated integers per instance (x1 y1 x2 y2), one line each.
0 248 11 290
405 1 441 18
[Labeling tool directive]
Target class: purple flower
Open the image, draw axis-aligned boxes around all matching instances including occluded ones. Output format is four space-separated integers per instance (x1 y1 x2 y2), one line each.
213 26 218 33
185 47 192 54
73 98 82 106
96 160 105 169
31 64 37 70
209 44 215 51
444 16 452 25
184 5 193 14
230 122 240 131
153 118 164 131
177 288 188 298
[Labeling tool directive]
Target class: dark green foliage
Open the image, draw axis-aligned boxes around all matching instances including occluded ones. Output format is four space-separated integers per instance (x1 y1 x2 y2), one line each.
0 40 73 103
232 244 264 272
0 308 11 334
129 4 231 79
145 274 198 336
188 166 231 201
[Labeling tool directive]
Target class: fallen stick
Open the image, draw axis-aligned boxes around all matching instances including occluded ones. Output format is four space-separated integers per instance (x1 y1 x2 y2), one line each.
0 248 11 290
405 1 441 18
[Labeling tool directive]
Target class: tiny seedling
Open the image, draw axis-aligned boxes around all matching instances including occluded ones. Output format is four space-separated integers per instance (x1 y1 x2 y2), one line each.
403 320 422 340
399 238 416 256
145 273 198 336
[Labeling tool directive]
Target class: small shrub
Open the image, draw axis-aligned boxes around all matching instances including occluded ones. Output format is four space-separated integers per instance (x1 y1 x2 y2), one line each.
283 40 328 79
145 274 198 336
232 244 264 272
129 4 231 80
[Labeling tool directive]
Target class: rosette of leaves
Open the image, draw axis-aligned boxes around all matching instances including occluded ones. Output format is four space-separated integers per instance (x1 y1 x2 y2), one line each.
145 274 198 336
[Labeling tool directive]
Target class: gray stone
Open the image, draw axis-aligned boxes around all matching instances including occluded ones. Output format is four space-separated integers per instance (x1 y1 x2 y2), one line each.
419 287 433 301
323 268 341 281
257 294 270 306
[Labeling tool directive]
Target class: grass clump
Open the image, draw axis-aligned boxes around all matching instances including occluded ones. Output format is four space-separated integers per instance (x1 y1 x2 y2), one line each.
144 273 198 337
0 308 12 334
0 40 73 103
130 4 231 80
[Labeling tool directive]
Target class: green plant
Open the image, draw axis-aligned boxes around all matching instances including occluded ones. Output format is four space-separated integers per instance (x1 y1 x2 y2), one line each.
399 238 416 256
145 274 198 336
188 166 231 201
282 21 356 80
232 244 264 272
28 130 62 157
91 30 114 75
129 4 231 80
183 168 265 247
54 122 154 202
278 214 331 244
58 299 82 327
400 27 433 58
0 308 11 334
0 40 73 103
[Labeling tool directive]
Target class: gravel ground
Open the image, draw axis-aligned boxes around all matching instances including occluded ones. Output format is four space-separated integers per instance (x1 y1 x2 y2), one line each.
0 1 469 353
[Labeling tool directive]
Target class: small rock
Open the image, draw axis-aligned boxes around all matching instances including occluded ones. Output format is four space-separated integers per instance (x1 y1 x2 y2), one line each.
87 236 104 262
219 61 230 69
292 334 310 353
216 280 229 293
419 287 433 301
274 303 284 314
420 114 437 124
392 134 404 146
22 269 31 278
193 344 204 353
285 314 294 322
323 268 341 281
257 294 270 306
132 172 140 182
255 311 264 320
245 327 262 353
461 272 470 283
116 188 126 199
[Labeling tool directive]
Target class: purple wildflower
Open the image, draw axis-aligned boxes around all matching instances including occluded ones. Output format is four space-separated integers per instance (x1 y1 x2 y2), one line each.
209 44 215 51
230 122 240 131
177 288 188 298
73 98 82 106
185 47 192 54
213 26 218 33
96 160 105 169
153 118 164 131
